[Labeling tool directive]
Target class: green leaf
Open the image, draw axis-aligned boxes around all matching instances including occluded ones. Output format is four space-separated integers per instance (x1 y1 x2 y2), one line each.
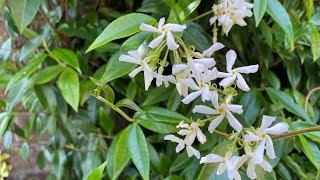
52 48 81 73
266 0 294 50
170 152 194 172
256 166 276 180
52 149 67 179
31 65 64 85
87 160 108 180
79 80 96 106
37 150 46 170
20 35 44 61
134 106 186 133
3 131 12 150
297 135 320 169
142 86 173 107
168 0 201 23
120 31 152 55
98 107 114 135
311 12 320 25
263 70 280 89
6 54 47 93
113 127 131 180
20 142 29 163
126 80 137 100
183 22 210 52
9 0 41 32
116 98 142 112
311 25 320 61
293 121 320 140
0 38 12 61
86 13 156 53
57 68 80 112
254 0 267 27
107 134 119 179
286 60 301 89
34 85 57 114
304 0 314 21
90 77 115 103
265 88 310 121
128 124 150 180
240 89 262 125
0 112 10 137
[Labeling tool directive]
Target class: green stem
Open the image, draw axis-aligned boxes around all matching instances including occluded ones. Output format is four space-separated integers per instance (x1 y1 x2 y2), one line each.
214 130 230 139
272 126 320 141
188 10 213 22
176 37 191 60
95 95 135 122
42 39 66 67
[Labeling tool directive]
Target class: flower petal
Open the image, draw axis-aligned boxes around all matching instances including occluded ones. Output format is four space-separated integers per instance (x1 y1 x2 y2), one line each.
172 64 188 74
149 33 165 48
158 17 165 29
196 128 207 144
129 66 143 77
200 154 224 164
246 159 257 179
209 16 217 25
177 121 189 128
225 104 243 114
165 24 187 32
177 129 189 136
166 31 179 50
181 90 202 104
265 135 276 159
219 75 236 87
193 105 218 114
226 50 237 72
235 65 257 74
201 84 210 102
186 145 200 159
260 160 272 172
264 122 289 135
119 55 140 64
185 132 196 146
225 110 243 132
202 42 225 57
140 23 161 33
217 162 227 175
244 131 261 142
258 116 276 135
217 72 232 78
209 90 220 109
127 50 141 60
164 134 183 144
253 139 265 164
192 58 216 68
236 73 250 91
208 114 225 133
180 78 199 90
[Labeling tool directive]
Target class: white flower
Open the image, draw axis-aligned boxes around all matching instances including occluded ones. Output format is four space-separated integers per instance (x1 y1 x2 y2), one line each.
119 50 154 90
193 91 243 132
155 72 176 88
163 121 206 159
244 115 289 164
193 42 225 58
210 0 254 35
180 78 210 104
140 17 187 50
246 152 272 179
217 50 258 91
200 154 247 180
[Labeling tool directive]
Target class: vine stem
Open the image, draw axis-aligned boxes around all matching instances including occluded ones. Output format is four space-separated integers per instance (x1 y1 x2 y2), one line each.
214 130 230 139
95 95 135 122
304 86 320 112
272 126 320 141
188 10 213 22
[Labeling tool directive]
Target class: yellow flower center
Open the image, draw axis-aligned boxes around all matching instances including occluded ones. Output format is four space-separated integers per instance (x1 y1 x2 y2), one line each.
189 127 196 132
261 133 267 139
199 82 206 89
139 61 144 66
217 107 225 114
161 27 166 32
231 71 236 75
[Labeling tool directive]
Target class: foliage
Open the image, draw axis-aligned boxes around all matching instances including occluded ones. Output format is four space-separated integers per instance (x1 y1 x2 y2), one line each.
0 0 320 179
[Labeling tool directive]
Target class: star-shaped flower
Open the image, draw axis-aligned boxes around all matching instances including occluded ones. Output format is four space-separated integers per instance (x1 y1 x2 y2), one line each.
217 50 258 91
140 17 187 50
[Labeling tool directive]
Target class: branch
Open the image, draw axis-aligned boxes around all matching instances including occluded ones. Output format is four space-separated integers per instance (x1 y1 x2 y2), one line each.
304 86 320 112
272 126 320 141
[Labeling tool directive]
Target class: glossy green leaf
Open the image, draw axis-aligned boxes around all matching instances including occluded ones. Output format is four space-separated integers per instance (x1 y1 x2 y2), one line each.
240 89 262 125
147 143 160 174
90 77 115 103
0 112 10 137
266 88 310 121
31 65 64 85
6 54 47 93
9 0 41 32
57 68 80 112
52 149 67 179
3 131 12 150
98 107 114 135
266 0 294 50
297 135 320 169
263 70 280 89
286 60 301 89
311 25 320 61
52 48 81 73
304 0 313 21
128 124 150 180
34 85 57 113
87 160 108 180
134 106 186 133
254 0 267 27
142 86 173 107
311 12 320 25
20 35 44 61
126 80 137 100
20 142 29 162
86 13 156 52
116 98 142 112
0 38 12 61
168 0 201 23
79 80 95 106
107 134 119 179
256 166 276 180
37 150 46 170
183 22 210 52
113 127 131 180
170 152 194 172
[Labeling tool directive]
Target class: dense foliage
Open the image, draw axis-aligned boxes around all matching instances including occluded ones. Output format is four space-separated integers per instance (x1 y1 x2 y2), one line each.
1 0 320 179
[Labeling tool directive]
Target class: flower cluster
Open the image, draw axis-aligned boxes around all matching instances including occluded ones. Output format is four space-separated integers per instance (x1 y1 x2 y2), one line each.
210 0 254 35
119 8 289 179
